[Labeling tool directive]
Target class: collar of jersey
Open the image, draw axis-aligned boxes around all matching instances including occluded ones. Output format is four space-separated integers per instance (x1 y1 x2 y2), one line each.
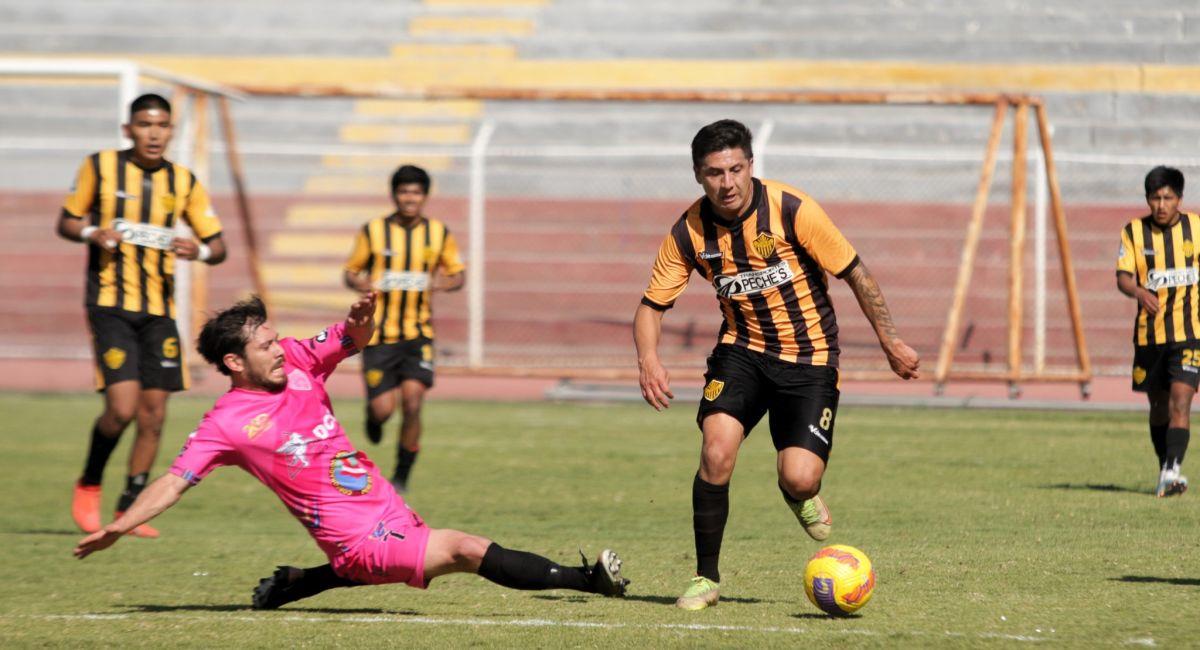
701 177 762 228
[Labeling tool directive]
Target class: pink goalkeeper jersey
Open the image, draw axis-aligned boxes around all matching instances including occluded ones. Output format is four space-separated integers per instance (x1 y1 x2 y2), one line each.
170 322 402 557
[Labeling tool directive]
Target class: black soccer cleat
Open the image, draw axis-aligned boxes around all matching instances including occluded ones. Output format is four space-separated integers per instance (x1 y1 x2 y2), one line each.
252 565 303 610
582 549 629 597
365 418 383 445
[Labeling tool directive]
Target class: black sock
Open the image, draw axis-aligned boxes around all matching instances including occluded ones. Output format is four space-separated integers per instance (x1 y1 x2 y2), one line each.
1150 424 1169 468
279 564 359 606
1165 427 1190 469
115 472 149 512
395 447 418 484
80 421 121 487
693 473 729 583
365 410 383 445
477 543 592 592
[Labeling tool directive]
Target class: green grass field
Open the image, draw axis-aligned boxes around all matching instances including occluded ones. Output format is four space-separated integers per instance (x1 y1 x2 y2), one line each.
0 392 1197 647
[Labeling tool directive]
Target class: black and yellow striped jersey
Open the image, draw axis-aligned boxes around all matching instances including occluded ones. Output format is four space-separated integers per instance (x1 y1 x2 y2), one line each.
1117 212 1200 345
61 149 222 318
642 178 859 367
344 215 464 346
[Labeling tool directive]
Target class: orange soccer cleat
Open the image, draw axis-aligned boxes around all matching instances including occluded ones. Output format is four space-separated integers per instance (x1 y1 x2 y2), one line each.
71 482 102 533
114 511 160 538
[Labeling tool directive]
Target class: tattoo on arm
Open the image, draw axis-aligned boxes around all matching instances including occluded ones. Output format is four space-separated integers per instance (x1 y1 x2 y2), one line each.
846 262 898 343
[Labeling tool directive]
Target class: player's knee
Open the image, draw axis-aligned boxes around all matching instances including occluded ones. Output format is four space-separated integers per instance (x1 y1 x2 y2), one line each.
779 468 822 500
452 534 491 567
104 405 137 429
400 397 422 419
700 447 736 481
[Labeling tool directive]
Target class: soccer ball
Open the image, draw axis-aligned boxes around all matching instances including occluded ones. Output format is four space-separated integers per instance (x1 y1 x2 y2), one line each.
803 544 876 616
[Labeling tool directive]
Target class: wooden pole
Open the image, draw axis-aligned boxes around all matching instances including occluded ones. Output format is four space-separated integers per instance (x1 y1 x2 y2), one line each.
190 91 210 344
1034 103 1093 384
232 83 1026 107
216 95 271 309
934 101 1008 390
1008 101 1030 388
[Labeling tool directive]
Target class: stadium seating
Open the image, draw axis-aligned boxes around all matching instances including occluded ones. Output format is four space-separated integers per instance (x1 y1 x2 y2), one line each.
3 0 1199 375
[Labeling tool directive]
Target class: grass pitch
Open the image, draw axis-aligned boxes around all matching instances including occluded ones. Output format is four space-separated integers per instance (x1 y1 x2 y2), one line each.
0 392 1197 647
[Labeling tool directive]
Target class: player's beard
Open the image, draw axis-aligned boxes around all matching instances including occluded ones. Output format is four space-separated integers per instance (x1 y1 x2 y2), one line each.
250 361 287 392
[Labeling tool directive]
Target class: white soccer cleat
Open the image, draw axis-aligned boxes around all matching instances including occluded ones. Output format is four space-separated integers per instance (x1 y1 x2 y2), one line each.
1156 465 1189 498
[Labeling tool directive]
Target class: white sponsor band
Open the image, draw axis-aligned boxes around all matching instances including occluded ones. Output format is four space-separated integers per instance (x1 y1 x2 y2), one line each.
1145 267 1199 291
113 219 174 250
713 260 794 298
376 270 430 292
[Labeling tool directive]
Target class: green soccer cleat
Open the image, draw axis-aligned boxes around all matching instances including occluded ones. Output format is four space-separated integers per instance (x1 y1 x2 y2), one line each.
676 576 720 610
787 494 832 541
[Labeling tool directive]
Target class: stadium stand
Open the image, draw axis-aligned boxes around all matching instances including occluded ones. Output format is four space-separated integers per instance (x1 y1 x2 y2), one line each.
4 0 1200 377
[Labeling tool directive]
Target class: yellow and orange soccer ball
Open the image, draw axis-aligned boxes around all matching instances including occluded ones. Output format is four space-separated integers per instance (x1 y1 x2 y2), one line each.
803 544 876 616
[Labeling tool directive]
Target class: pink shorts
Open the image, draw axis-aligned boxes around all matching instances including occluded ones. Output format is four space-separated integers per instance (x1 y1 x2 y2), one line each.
331 501 430 588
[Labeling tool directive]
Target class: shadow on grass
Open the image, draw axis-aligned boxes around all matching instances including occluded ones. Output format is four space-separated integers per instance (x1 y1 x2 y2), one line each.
124 603 416 615
790 612 859 620
4 529 81 536
1112 576 1200 587
1041 483 1152 495
532 593 768 605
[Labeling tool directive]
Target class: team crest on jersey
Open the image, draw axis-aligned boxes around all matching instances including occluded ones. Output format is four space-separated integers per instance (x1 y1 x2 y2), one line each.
315 329 328 343
276 433 316 479
103 347 126 370
1185 240 1195 259
160 193 176 214
703 379 725 401
752 232 776 258
366 369 384 388
288 369 312 391
243 413 273 439
330 450 372 496
1133 366 1147 385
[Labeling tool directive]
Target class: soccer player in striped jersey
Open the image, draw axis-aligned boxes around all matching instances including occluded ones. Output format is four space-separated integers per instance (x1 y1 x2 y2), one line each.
633 119 920 610
57 93 227 538
343 165 464 493
1117 166 1196 497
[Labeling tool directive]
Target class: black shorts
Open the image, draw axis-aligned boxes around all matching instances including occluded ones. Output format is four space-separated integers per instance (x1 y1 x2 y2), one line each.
697 344 840 461
362 338 435 399
86 305 186 392
1132 343 1200 392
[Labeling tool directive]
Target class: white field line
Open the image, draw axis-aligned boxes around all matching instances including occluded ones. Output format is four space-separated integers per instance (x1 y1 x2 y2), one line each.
1 612 1070 643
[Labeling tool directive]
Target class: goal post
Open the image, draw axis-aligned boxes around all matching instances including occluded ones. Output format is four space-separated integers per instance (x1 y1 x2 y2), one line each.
229 84 1091 395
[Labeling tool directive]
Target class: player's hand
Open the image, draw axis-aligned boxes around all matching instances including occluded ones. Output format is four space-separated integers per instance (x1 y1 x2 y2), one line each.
885 338 920 380
88 227 122 251
638 355 674 411
73 527 123 559
347 291 378 327
1135 287 1160 316
171 237 201 260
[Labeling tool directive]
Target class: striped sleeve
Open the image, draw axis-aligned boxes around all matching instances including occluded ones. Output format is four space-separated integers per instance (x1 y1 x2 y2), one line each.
182 173 223 241
641 218 695 310
438 227 465 275
344 225 372 273
1116 224 1135 275
794 197 857 277
62 155 98 219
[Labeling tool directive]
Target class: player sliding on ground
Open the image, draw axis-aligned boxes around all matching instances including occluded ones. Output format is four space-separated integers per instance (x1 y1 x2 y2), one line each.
74 292 629 608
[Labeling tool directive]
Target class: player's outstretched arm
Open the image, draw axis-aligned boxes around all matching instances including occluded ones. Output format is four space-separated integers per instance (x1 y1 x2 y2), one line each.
634 303 675 410
344 291 378 351
74 474 190 559
844 261 920 380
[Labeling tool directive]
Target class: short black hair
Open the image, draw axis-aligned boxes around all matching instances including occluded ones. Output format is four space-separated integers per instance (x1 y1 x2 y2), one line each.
129 93 171 120
691 119 753 168
390 164 431 195
197 296 268 376
1145 166 1185 197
